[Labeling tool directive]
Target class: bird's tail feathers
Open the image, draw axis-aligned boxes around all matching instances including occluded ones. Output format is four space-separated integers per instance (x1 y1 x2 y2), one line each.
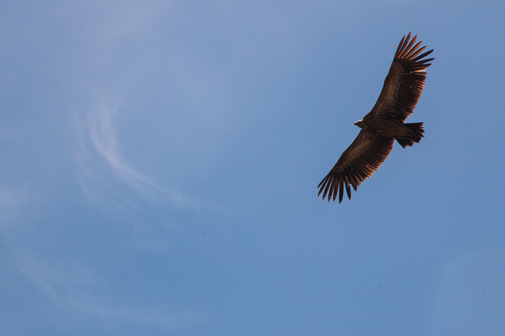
396 122 424 148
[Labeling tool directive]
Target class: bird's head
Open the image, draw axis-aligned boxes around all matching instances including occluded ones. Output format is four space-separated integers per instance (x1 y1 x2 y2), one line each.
354 119 367 130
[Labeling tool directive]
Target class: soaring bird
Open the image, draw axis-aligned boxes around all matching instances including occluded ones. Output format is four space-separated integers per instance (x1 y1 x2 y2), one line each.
318 33 434 203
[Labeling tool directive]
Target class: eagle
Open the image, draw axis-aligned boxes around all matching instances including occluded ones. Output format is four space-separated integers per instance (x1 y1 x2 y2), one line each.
318 33 434 203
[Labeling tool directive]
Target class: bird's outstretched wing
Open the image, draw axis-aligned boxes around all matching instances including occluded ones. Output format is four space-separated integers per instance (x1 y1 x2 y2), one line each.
318 131 394 203
366 33 434 123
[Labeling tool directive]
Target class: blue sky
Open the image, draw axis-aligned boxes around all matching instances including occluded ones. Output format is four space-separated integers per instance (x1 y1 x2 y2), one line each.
1 0 505 335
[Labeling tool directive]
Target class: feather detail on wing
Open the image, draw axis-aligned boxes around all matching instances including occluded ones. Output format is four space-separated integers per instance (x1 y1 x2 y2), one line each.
318 131 394 203
367 33 434 122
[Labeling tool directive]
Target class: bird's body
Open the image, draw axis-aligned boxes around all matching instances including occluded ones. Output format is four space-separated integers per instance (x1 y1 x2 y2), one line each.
318 33 434 203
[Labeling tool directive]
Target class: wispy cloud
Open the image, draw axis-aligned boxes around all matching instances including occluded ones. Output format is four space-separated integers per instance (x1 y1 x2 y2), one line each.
0 188 27 231
76 98 204 212
18 252 203 330
0 189 24 210
431 248 505 335
65 0 235 219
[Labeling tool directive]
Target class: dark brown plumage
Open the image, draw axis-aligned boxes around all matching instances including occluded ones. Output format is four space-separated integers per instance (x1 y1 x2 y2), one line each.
318 33 434 203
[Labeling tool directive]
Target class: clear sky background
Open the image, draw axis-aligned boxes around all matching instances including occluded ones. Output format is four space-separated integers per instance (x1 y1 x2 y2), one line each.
1 1 505 335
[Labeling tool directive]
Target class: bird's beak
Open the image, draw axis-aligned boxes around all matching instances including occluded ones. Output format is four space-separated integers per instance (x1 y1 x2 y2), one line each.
354 119 364 128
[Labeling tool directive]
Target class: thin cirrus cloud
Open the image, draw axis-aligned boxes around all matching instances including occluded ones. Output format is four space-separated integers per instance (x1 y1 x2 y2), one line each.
17 251 202 330
431 248 505 335
0 189 25 231
65 2 235 216
75 98 203 212
54 2 203 212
